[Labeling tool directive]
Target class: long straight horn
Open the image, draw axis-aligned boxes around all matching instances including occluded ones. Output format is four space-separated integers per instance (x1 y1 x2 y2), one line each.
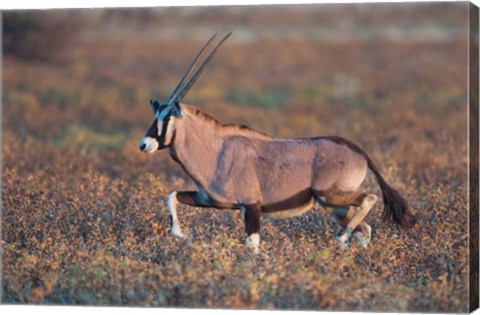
164 31 220 106
171 31 233 105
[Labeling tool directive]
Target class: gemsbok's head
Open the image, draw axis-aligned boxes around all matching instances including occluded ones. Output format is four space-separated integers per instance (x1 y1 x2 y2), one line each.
139 31 232 153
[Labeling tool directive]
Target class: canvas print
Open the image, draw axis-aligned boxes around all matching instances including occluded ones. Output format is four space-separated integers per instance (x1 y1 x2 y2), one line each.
1 1 479 312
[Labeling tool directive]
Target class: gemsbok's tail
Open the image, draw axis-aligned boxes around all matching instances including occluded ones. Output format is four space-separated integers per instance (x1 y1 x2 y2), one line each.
366 156 417 228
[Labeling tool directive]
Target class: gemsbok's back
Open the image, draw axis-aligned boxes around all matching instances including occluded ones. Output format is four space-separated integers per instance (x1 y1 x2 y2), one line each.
139 32 416 253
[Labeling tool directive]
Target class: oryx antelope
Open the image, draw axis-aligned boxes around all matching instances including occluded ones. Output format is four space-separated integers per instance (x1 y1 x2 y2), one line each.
140 32 416 253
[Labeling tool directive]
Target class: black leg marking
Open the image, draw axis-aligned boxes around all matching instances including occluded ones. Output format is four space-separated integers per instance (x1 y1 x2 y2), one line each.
176 191 234 209
244 203 261 235
176 191 209 207
243 203 261 253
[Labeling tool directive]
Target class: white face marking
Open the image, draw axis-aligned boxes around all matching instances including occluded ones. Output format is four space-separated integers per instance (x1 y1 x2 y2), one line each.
157 115 176 146
164 118 176 145
157 119 164 137
140 136 159 153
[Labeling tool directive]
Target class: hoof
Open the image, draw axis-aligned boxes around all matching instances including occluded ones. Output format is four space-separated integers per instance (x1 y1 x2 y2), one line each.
335 227 353 250
245 242 259 254
336 227 352 242
335 234 350 250
247 244 259 255
170 225 184 238
353 231 369 248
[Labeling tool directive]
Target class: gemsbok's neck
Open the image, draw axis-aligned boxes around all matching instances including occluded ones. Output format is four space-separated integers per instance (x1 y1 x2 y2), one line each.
169 104 271 190
169 106 227 189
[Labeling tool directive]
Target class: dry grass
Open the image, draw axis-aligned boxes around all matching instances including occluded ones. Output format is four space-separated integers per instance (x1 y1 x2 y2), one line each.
1 3 471 312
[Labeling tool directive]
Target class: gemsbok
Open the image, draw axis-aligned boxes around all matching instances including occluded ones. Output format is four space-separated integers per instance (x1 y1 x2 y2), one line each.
140 31 417 253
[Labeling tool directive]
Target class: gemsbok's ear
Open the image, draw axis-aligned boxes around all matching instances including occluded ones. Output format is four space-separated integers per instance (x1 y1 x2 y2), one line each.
171 103 181 118
150 99 160 114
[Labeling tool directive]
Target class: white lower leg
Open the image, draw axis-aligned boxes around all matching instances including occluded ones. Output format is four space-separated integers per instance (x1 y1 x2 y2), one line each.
167 191 184 238
332 206 353 247
246 233 260 254
353 222 372 248
336 227 353 248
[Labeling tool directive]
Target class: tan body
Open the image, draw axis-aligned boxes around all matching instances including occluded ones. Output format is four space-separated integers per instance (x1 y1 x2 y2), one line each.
140 32 415 253
141 104 416 252
170 105 367 208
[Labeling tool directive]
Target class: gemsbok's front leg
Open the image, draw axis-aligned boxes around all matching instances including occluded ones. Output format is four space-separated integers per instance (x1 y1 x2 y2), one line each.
166 191 184 238
243 204 261 254
166 190 215 238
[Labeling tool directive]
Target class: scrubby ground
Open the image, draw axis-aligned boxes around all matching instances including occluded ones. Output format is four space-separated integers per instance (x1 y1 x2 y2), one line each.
1 3 471 312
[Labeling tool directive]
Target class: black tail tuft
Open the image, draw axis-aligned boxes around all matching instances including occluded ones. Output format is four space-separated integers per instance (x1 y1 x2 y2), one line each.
367 158 417 229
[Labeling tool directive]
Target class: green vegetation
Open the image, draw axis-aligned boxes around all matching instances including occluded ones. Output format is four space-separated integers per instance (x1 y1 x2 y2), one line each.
227 87 293 109
54 125 129 151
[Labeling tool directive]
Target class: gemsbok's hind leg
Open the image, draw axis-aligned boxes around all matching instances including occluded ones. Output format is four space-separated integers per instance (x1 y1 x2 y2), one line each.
331 206 372 248
336 194 377 245
328 205 352 249
352 222 372 248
